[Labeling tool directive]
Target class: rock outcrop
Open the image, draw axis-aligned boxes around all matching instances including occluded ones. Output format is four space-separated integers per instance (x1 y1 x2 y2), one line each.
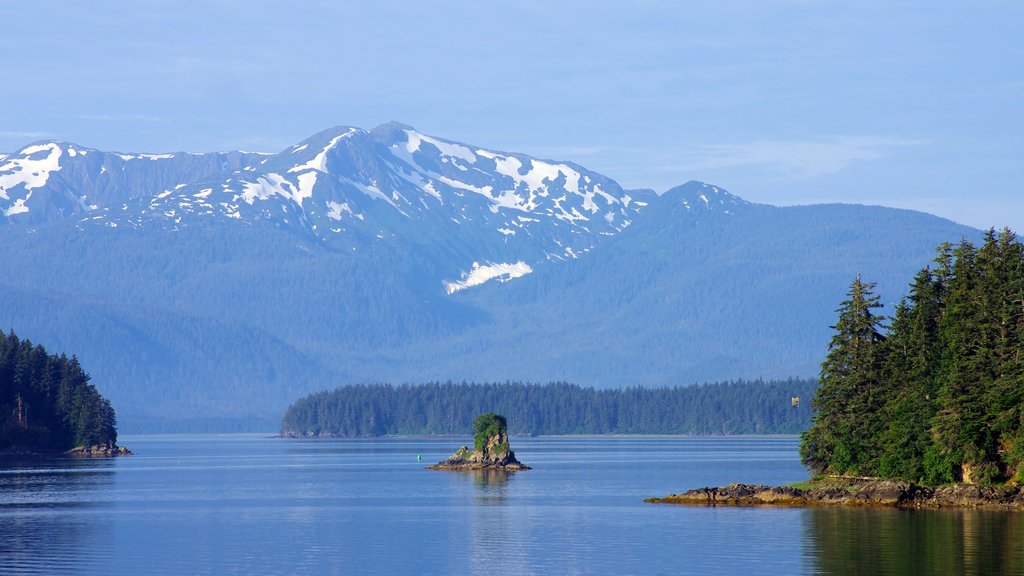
66 442 134 457
427 413 529 471
646 480 1024 510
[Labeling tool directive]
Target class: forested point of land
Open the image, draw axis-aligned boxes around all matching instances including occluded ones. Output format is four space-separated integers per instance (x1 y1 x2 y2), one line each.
280 379 817 437
0 330 119 453
801 229 1024 485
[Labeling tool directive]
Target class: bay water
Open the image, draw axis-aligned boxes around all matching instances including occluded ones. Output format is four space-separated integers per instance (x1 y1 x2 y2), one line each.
1 435 1021 575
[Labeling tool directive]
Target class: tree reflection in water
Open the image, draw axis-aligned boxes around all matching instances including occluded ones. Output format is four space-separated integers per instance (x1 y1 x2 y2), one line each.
807 506 1024 575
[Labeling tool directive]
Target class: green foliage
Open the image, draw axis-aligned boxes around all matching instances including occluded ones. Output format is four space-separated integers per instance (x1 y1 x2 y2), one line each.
0 330 119 451
802 229 1024 485
801 275 886 475
472 413 507 451
281 378 818 437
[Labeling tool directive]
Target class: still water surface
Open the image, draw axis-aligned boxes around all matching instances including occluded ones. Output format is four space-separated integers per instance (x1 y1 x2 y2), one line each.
1 435 1022 575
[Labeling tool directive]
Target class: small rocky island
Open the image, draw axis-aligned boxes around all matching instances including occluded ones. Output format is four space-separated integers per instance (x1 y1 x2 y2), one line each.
427 413 530 471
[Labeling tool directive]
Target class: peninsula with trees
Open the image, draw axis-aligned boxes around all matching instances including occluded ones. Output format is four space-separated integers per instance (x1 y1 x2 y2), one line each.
281 378 815 437
650 230 1024 509
1 331 129 456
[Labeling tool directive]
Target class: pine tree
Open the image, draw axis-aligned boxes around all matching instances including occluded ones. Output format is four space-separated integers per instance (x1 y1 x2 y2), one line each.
801 275 886 476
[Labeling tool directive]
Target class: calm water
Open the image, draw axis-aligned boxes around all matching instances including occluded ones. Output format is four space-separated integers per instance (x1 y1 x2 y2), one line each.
1 435 1022 575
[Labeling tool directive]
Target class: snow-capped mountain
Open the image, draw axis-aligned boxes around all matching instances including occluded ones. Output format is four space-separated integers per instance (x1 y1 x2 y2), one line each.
0 141 268 226
2 123 659 291
0 125 982 431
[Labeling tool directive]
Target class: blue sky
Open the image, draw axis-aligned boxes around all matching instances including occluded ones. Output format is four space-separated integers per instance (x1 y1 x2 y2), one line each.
1 1 1020 230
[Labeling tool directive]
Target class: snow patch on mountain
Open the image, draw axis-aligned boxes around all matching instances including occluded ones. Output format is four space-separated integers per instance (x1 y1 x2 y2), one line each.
326 200 362 221
1 143 63 196
288 129 356 174
405 130 477 164
444 261 533 294
1 143 65 216
116 153 175 161
240 174 293 205
476 150 582 194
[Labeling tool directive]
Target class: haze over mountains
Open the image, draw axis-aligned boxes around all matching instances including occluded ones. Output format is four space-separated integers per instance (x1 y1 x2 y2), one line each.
0 123 979 431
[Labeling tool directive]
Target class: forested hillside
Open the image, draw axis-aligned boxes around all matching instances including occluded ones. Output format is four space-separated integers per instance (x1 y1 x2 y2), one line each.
281 379 817 437
801 229 1024 485
0 331 119 452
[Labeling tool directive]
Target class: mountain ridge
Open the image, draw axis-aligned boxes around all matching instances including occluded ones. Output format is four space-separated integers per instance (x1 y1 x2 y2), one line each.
0 124 983 431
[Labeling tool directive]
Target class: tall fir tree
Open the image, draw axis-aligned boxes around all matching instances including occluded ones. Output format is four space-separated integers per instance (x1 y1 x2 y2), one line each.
876 267 942 480
801 275 886 476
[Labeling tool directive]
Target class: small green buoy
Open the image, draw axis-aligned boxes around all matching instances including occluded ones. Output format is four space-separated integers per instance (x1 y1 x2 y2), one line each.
417 454 422 461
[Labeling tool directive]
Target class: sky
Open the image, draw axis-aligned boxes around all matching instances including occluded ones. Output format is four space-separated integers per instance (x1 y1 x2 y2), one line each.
1 1 1021 231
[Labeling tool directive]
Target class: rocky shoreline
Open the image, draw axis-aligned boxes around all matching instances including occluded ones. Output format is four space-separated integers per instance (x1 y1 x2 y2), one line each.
646 480 1024 510
426 441 531 471
66 443 134 457
0 443 133 458
427 459 531 471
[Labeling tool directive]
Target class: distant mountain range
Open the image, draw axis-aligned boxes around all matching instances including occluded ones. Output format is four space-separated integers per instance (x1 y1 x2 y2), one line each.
0 123 981 431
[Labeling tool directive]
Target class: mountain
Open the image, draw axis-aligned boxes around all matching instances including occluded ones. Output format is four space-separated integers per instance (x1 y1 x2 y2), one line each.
0 124 981 431
3 123 652 291
0 141 268 225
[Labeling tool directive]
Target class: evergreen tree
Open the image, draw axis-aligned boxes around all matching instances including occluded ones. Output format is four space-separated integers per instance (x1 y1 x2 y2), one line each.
876 267 942 480
0 331 119 452
803 231 1024 485
801 275 886 476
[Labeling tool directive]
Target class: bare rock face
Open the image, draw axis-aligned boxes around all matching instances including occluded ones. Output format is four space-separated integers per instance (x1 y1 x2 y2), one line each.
427 414 529 471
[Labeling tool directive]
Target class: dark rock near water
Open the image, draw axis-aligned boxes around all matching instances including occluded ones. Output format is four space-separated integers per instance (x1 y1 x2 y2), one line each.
66 442 133 457
647 480 1024 510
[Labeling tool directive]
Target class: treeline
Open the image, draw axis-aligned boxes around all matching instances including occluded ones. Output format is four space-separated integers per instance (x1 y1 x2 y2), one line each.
0 330 118 451
281 379 817 437
801 229 1024 485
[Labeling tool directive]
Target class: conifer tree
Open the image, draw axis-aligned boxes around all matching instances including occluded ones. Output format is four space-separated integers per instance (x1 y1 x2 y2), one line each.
876 268 942 480
0 331 119 452
801 275 886 475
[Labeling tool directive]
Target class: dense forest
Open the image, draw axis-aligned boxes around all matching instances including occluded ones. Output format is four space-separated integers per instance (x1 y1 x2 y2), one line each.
0 330 119 452
801 229 1024 485
281 379 817 437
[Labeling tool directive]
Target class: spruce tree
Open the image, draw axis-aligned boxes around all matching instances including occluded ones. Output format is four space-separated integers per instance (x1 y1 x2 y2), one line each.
876 268 942 480
801 275 886 476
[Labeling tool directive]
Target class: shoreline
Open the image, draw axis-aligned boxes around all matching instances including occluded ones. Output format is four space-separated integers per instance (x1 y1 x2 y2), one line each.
276 432 801 439
646 480 1024 511
0 444 133 459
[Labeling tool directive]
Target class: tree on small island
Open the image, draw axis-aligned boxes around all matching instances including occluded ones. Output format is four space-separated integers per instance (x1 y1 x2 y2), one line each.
801 229 1024 486
428 412 529 470
473 412 508 452
0 330 129 456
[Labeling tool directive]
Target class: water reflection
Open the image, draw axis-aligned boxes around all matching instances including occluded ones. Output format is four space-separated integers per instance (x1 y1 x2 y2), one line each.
471 470 512 497
806 507 1024 575
467 471 534 575
0 457 116 575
